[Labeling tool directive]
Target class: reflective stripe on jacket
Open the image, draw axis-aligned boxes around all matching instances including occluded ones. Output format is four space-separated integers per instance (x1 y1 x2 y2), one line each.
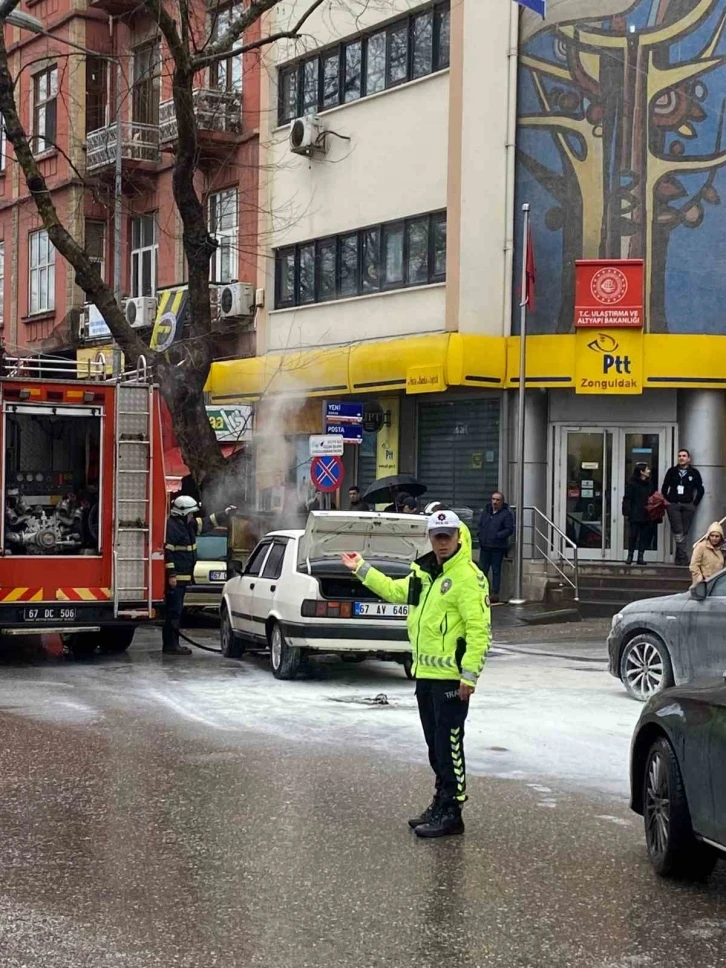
355 544 491 685
164 511 228 582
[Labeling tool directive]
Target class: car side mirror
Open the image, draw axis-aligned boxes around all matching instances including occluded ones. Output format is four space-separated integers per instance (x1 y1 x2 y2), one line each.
691 581 708 601
230 559 245 577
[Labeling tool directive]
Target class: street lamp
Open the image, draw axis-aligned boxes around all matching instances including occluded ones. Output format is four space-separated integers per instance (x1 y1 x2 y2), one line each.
1 10 124 355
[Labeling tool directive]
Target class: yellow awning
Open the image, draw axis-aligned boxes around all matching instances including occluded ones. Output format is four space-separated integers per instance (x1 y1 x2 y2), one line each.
210 346 351 401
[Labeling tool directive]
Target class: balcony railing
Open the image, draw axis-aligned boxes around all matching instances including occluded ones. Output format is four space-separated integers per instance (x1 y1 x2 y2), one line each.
159 89 243 143
86 121 161 172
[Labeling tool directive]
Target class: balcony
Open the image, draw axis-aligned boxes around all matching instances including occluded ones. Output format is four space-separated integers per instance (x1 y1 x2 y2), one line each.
159 89 242 147
86 121 161 173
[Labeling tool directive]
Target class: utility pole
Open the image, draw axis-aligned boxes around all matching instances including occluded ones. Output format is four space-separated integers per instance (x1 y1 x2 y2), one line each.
511 203 530 606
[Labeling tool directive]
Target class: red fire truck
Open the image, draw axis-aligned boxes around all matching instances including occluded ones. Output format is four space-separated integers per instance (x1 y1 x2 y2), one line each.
0 355 167 658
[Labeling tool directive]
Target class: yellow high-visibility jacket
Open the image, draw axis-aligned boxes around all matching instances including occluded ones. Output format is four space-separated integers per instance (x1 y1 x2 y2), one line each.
355 544 490 685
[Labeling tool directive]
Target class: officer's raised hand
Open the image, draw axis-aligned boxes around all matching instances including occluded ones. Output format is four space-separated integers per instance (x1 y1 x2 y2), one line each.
341 552 362 571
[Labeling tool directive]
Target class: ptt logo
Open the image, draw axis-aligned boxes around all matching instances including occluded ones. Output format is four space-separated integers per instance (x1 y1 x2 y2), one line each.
587 332 631 375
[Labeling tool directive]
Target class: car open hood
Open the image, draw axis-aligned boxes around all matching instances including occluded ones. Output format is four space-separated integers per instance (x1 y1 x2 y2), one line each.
297 511 430 567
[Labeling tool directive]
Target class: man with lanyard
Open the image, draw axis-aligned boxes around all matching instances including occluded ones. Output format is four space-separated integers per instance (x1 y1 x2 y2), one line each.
342 509 490 837
163 495 234 655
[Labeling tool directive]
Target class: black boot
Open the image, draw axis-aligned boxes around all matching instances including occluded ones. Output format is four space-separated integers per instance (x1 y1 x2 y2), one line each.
408 799 439 829
163 644 192 655
414 803 465 839
626 553 633 566
637 554 646 565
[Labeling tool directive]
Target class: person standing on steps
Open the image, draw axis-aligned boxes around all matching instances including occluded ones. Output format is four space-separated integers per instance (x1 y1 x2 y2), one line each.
477 491 515 602
689 522 725 586
622 464 655 566
163 496 235 656
661 449 704 565
341 509 491 839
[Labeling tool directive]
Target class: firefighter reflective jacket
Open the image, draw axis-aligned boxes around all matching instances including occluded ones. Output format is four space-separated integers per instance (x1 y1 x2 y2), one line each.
355 543 490 685
164 511 228 583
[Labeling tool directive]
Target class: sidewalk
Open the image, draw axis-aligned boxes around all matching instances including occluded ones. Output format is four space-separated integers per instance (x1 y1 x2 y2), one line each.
491 607 610 661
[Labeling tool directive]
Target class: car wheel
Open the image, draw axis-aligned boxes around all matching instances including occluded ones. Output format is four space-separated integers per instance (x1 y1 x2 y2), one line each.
220 605 243 659
402 656 414 680
66 633 98 660
620 634 674 702
269 622 301 680
99 628 135 654
643 737 717 879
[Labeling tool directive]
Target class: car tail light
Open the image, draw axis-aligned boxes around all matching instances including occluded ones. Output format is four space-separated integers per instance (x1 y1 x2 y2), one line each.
302 599 355 618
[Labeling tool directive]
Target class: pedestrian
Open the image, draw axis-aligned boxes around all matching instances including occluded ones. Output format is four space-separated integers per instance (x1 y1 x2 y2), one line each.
383 488 407 513
622 463 654 566
661 449 704 565
348 486 370 511
689 522 725 586
399 494 418 514
477 491 515 603
163 496 234 655
341 509 490 838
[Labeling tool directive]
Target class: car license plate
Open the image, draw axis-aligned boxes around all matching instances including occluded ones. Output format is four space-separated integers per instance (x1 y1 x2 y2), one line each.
209 571 227 582
23 606 77 622
354 602 409 619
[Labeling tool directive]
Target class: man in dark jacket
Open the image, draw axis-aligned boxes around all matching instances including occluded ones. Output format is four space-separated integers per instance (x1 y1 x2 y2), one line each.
477 492 514 602
163 496 233 655
661 449 704 565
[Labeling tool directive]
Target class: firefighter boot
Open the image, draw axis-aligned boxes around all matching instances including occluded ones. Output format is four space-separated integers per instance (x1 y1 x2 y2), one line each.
414 803 465 839
408 798 440 829
162 620 192 656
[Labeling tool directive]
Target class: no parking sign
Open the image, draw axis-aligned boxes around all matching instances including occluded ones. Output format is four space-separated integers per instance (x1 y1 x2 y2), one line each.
310 455 344 493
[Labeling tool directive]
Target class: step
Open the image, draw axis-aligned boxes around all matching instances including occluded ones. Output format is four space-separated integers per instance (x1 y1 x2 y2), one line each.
579 586 686 604
578 577 689 593
577 564 690 580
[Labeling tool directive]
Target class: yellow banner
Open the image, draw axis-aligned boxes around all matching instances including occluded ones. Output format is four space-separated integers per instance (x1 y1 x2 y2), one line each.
150 287 189 352
376 396 399 483
575 329 643 395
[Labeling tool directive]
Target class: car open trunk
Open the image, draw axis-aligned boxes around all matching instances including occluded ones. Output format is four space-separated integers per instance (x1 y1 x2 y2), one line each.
298 511 430 599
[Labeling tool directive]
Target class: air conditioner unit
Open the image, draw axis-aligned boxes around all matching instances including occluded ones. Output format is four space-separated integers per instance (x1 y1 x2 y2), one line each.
289 115 325 156
217 282 255 319
124 296 157 329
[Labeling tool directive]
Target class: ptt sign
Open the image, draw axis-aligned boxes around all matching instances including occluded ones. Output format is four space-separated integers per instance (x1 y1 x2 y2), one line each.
575 330 643 395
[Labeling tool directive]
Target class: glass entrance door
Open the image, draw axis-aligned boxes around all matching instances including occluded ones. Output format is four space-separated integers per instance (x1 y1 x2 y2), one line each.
560 429 612 559
555 425 674 561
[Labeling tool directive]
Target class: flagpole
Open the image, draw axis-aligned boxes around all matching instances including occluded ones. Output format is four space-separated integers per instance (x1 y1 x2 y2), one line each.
511 203 530 606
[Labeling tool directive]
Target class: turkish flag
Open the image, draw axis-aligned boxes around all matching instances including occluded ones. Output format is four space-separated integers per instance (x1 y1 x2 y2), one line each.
523 224 536 314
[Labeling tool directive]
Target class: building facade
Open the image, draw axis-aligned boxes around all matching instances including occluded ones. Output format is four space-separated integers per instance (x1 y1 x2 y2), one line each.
1 0 260 367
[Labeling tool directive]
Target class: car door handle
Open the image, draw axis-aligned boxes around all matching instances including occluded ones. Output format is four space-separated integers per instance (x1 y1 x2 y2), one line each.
249 582 255 590
270 585 277 592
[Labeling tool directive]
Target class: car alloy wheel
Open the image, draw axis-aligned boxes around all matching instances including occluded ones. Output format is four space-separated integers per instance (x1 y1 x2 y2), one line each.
645 749 669 859
270 624 283 671
220 605 242 659
620 635 673 701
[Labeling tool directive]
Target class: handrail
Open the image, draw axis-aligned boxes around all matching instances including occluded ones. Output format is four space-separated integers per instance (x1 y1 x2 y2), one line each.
511 504 580 601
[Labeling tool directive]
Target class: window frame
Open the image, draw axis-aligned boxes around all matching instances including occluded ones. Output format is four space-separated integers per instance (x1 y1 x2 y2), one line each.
32 65 58 154
274 210 446 309
0 115 7 173
28 228 56 315
132 42 160 127
85 56 108 135
261 540 287 580
276 2 450 125
0 240 5 324
208 187 239 284
85 219 107 282
244 541 271 577
209 6 243 93
130 212 158 298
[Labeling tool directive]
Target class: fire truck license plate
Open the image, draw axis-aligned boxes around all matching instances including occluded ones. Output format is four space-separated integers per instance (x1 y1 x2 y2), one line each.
23 606 77 622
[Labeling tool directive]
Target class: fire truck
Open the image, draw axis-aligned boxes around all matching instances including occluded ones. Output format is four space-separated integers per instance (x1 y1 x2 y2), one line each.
0 355 167 658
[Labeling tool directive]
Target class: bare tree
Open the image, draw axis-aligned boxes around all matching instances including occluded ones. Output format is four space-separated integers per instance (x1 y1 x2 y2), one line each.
0 0 326 490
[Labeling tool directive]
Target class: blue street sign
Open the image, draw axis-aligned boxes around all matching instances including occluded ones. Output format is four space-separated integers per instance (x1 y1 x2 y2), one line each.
326 422 363 444
310 455 344 493
513 0 546 16
326 401 363 423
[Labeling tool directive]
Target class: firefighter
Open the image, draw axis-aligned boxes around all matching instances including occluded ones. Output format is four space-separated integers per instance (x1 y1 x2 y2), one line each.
163 495 234 656
342 509 490 838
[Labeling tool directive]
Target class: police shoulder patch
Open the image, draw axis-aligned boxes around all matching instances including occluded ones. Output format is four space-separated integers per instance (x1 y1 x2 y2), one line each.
441 578 453 595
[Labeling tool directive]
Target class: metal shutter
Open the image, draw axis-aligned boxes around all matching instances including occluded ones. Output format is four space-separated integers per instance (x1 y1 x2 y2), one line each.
417 399 500 539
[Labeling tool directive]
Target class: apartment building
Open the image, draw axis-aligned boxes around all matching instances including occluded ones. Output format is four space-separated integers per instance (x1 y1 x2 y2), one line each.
1 0 260 367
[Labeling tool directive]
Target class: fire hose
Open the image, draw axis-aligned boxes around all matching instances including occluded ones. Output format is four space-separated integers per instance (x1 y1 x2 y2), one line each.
178 629 222 653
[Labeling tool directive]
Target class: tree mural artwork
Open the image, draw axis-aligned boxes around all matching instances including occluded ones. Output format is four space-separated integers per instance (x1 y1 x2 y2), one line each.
518 0 726 333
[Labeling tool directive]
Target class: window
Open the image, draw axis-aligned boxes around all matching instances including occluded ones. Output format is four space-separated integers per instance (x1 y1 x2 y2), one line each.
130 213 158 297
0 116 6 172
32 66 57 153
277 2 450 124
86 57 107 134
210 7 243 93
274 211 446 308
133 43 160 127
261 541 286 580
85 220 106 280
208 188 238 283
0 241 5 323
29 228 55 314
244 542 270 577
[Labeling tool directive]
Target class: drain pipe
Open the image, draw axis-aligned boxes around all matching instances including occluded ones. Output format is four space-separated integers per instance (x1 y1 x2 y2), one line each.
502 2 519 338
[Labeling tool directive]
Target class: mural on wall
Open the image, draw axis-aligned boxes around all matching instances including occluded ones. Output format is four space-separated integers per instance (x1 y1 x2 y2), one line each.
516 0 726 334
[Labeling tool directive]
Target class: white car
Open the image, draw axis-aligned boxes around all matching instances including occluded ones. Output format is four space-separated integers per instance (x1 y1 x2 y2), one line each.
219 511 430 679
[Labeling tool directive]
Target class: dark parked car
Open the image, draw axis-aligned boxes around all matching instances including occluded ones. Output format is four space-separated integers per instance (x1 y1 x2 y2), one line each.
630 677 726 878
608 568 726 701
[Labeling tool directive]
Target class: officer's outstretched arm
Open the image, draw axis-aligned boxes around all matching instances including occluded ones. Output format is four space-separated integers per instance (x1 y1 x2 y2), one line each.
354 560 411 605
457 571 491 688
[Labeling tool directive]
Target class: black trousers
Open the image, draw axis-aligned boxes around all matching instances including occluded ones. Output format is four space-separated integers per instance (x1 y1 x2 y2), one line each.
162 583 187 650
627 521 650 557
479 548 505 595
416 679 470 808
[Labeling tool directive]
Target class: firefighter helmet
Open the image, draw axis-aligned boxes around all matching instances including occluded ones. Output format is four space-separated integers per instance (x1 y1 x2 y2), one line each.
171 495 201 517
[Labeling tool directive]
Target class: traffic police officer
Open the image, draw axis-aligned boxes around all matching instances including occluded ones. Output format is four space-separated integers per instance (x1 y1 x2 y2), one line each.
342 509 490 838
163 495 233 655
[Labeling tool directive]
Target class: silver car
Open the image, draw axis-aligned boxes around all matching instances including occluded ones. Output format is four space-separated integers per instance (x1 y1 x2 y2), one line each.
608 569 726 701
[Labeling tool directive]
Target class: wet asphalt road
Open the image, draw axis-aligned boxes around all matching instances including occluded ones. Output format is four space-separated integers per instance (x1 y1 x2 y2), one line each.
1 631 726 968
